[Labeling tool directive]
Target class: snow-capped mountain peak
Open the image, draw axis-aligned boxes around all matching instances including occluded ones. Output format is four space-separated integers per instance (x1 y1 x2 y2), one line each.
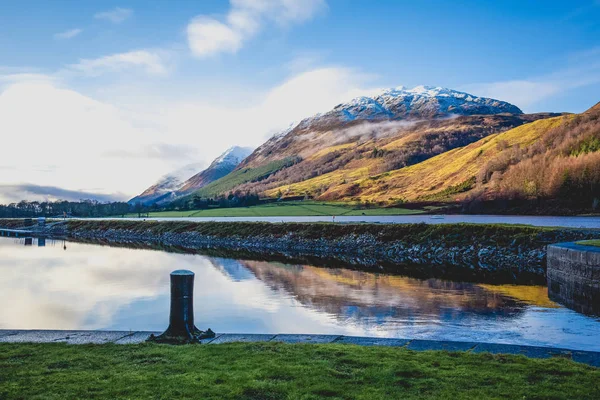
297 85 522 130
211 146 254 167
174 146 253 195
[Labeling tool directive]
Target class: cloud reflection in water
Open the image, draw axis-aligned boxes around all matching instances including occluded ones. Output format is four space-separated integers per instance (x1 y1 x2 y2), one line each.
1 237 599 351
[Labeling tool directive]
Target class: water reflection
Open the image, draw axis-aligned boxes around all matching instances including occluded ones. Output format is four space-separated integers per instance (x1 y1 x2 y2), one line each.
1 237 599 351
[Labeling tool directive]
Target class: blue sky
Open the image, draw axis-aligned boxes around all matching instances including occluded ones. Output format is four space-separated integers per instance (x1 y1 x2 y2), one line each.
0 0 599 201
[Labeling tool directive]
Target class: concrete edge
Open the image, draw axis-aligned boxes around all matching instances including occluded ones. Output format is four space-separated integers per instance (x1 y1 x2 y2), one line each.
549 242 600 253
1 330 598 367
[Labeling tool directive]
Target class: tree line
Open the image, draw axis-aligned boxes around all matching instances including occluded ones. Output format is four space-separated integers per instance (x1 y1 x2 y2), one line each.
164 191 262 211
0 191 266 219
0 200 131 218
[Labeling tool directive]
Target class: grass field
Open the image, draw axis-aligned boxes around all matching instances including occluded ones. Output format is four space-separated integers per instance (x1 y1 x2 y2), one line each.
577 239 600 247
1 342 598 399
124 201 425 218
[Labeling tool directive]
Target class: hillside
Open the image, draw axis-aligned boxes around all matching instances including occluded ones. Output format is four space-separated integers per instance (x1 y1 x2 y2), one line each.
181 157 299 199
130 146 252 206
241 113 556 199
242 86 523 169
175 85 598 212
269 102 599 210
180 87 534 203
176 146 253 195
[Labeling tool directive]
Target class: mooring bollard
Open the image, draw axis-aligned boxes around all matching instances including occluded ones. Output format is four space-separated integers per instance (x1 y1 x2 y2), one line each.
149 269 215 344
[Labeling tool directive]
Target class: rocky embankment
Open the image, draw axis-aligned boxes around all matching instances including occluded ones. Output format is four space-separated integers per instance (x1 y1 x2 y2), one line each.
42 220 600 284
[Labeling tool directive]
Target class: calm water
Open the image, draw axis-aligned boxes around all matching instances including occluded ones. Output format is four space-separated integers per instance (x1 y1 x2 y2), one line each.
1 236 600 351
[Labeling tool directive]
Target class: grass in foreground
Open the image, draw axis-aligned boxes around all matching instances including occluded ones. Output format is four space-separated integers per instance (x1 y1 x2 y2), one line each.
1 342 598 399
577 239 600 247
123 201 424 218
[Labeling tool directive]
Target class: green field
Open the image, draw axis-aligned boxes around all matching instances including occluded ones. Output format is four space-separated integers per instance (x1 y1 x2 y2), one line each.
1 342 598 400
577 239 600 247
125 201 426 218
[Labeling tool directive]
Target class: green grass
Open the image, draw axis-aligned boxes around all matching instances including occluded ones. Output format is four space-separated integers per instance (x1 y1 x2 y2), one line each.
188 158 299 199
576 239 600 247
1 342 598 400
122 201 424 218
417 176 477 201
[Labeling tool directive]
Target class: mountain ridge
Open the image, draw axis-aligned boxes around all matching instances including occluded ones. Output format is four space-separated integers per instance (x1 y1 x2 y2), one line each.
176 146 253 195
241 86 522 169
129 146 253 205
155 88 599 212
128 163 204 206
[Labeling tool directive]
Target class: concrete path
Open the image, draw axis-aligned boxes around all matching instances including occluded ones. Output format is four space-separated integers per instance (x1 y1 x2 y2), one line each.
91 214 600 229
1 330 599 367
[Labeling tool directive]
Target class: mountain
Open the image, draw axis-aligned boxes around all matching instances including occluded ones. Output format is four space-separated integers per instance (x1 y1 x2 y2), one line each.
129 146 253 205
129 163 204 205
241 86 522 168
181 86 548 202
296 85 522 130
271 102 600 210
177 89 599 211
176 146 253 195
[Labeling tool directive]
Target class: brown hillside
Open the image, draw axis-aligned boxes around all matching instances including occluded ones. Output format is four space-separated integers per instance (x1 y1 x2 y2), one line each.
234 114 557 197
270 101 599 209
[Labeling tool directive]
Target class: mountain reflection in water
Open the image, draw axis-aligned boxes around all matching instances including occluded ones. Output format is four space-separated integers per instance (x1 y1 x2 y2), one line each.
1 237 600 351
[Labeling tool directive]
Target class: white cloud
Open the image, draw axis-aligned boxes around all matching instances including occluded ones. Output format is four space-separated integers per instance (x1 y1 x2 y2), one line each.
187 0 326 57
0 67 370 201
187 17 245 56
0 72 56 87
94 7 132 23
68 50 170 77
0 81 169 199
149 67 373 159
54 28 83 40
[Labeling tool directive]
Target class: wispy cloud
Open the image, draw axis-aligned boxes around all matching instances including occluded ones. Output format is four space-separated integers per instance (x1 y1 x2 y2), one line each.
187 0 327 58
54 28 83 40
94 7 132 24
461 48 600 111
68 50 169 77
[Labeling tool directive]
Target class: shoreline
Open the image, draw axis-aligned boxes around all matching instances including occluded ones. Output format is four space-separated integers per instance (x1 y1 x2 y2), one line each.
54 220 600 284
2 219 600 283
1 329 599 367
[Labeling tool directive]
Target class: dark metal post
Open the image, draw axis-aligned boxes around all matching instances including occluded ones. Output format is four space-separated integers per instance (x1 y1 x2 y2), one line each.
168 270 196 337
149 270 215 344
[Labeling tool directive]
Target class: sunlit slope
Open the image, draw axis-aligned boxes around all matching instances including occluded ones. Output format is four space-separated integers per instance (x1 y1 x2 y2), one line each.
358 116 569 201
267 115 569 201
260 114 550 199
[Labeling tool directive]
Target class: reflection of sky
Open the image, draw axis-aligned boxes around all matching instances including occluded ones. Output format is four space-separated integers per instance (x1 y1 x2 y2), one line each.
1 237 600 351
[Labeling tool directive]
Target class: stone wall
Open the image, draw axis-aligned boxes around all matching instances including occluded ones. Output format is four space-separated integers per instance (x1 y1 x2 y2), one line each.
547 243 600 315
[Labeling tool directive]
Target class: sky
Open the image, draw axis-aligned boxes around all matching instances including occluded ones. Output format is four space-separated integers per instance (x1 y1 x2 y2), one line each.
0 0 599 203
